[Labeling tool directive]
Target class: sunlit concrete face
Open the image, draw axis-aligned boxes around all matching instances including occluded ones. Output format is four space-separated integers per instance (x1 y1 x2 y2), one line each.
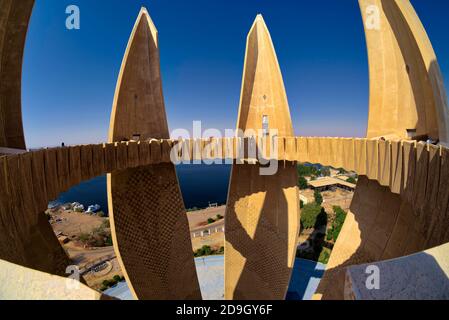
361 0 449 144
225 15 300 300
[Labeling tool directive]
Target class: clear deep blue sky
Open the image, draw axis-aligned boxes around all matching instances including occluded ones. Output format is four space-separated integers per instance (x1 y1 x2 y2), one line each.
22 0 449 148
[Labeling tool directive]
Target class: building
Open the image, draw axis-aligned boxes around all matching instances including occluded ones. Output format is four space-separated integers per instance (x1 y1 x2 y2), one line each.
308 177 356 192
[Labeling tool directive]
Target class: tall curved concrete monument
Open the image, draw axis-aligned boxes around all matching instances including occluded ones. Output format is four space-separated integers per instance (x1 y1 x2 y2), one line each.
107 8 202 300
0 0 33 150
225 15 300 300
0 0 72 278
315 0 449 300
1 0 449 301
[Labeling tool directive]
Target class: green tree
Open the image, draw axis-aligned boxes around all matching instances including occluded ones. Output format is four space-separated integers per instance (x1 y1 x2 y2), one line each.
347 177 357 184
298 176 308 190
318 248 331 264
314 189 323 205
327 206 348 242
320 167 331 177
300 200 304 209
300 203 322 229
297 163 320 177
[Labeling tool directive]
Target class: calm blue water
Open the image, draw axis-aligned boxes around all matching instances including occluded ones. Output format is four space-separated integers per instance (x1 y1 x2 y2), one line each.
50 164 232 214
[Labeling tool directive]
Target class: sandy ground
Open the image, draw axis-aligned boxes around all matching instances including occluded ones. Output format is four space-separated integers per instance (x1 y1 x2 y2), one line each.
50 210 107 237
300 188 353 213
187 206 226 229
48 208 122 290
49 206 227 291
187 206 226 252
191 232 224 252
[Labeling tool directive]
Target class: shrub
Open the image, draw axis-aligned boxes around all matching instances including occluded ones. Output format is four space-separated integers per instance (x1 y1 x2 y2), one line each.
347 177 357 184
207 218 215 224
300 200 304 209
297 163 320 177
97 211 106 218
106 236 113 246
194 245 223 257
301 203 322 230
314 190 323 205
216 214 224 220
101 220 110 229
327 206 348 242
78 233 90 242
298 176 308 190
113 275 122 283
318 248 331 264
194 245 213 257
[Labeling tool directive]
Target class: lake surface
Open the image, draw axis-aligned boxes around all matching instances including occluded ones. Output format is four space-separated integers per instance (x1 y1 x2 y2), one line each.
50 164 232 214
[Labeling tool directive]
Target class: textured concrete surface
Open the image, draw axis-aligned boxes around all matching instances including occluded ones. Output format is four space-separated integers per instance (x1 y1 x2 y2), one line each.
345 243 449 300
0 259 109 300
361 0 449 145
0 0 33 150
107 8 201 300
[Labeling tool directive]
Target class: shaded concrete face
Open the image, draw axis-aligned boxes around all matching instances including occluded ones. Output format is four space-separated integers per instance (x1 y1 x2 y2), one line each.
225 15 300 300
345 243 449 300
0 0 33 150
0 0 71 278
107 9 202 300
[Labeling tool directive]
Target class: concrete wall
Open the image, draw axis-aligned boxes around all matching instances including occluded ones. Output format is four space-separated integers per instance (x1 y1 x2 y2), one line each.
0 0 33 150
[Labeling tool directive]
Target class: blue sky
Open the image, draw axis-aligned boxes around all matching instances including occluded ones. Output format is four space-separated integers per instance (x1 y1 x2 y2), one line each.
22 0 449 148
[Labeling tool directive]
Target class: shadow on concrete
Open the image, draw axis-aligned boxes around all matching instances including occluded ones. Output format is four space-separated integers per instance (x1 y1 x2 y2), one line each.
315 0 449 300
225 162 298 300
346 250 449 300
